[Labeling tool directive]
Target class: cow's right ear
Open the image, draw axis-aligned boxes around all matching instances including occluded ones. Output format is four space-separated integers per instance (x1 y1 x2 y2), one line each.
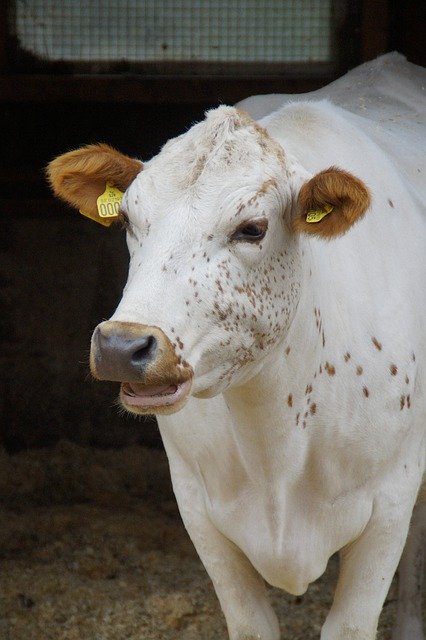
46 143 143 222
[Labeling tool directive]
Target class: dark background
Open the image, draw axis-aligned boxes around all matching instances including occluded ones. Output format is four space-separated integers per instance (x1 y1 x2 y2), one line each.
1 0 424 452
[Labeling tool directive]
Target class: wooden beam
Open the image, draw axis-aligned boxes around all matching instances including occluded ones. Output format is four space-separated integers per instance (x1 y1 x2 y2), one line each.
0 1 11 72
361 0 390 62
0 74 333 105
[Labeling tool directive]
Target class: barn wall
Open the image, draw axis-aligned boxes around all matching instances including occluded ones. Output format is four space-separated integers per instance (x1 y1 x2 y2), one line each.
1 103 208 451
1 214 144 450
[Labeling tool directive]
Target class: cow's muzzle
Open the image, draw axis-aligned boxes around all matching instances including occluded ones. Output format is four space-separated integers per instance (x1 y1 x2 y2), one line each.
90 321 193 415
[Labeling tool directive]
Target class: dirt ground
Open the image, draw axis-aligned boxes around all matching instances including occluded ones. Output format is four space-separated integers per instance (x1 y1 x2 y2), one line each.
0 440 421 639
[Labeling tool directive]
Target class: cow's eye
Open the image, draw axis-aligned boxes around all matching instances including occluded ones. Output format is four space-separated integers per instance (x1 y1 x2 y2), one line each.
231 219 268 242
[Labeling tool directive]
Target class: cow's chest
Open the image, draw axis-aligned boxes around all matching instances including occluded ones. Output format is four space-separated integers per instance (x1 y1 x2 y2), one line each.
204 470 373 595
189 364 421 595
161 343 422 594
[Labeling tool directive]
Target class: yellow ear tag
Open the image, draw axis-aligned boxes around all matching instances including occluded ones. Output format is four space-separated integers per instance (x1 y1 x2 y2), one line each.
306 203 333 223
79 182 124 227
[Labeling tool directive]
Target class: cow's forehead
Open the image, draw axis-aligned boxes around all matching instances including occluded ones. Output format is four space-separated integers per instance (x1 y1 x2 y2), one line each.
137 106 285 195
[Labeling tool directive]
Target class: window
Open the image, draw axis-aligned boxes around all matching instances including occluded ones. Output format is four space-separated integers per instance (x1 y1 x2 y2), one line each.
10 0 353 75
3 1 362 103
15 0 333 64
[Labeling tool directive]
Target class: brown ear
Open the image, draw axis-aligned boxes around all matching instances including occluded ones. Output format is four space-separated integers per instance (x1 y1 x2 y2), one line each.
46 143 143 220
293 166 371 238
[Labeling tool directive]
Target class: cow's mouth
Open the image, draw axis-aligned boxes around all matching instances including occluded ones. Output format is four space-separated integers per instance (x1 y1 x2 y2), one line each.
120 378 192 413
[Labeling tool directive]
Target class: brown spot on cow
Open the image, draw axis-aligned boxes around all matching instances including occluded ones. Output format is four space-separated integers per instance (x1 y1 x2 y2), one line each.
285 346 291 356
325 362 336 376
296 412 300 426
388 199 394 208
390 364 398 376
344 352 351 362
305 384 313 395
310 403 317 415
372 337 382 351
356 365 363 376
287 394 293 408
407 394 411 408
363 386 369 398
246 178 278 207
405 375 409 384
235 202 246 217
400 395 406 410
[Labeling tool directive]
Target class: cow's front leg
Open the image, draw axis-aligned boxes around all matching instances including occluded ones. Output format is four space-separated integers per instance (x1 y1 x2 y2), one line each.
207 539 280 640
169 481 279 639
392 502 425 640
183 509 279 640
321 499 416 640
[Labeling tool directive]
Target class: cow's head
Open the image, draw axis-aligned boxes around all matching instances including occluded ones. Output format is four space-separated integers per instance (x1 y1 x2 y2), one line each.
47 107 370 415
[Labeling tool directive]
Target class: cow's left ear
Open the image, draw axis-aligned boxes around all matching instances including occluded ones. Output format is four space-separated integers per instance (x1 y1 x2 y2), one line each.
293 166 371 239
47 143 143 223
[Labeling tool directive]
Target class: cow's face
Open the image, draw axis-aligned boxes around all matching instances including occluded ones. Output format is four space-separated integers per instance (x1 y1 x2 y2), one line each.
48 107 369 415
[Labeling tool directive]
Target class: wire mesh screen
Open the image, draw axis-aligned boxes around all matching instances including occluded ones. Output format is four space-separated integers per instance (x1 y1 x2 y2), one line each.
14 0 333 64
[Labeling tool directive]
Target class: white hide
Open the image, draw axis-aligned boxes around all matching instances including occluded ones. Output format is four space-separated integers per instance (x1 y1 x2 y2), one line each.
111 54 425 639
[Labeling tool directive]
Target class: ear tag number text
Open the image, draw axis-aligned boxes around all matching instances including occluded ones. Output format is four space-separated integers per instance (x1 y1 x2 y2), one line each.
79 182 124 227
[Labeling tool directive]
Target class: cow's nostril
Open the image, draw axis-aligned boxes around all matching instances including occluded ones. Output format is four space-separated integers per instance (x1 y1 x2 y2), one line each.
131 335 157 365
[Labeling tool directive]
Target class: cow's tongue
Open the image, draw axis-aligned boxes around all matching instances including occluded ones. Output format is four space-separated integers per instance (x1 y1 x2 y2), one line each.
121 378 192 409
122 382 178 398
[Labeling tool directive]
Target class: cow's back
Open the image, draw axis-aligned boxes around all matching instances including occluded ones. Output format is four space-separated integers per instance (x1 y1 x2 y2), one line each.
238 53 425 204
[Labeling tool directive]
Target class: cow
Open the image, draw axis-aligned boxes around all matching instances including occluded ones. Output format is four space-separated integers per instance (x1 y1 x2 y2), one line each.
47 53 425 639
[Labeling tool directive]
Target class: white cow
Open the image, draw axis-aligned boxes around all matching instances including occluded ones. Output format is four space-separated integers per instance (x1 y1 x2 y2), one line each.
48 53 425 639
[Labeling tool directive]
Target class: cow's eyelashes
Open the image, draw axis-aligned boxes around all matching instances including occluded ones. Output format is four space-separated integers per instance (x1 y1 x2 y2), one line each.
230 219 268 243
118 210 130 230
118 211 137 239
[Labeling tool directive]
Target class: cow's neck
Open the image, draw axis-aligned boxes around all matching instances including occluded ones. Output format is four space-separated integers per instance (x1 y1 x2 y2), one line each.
223 236 330 477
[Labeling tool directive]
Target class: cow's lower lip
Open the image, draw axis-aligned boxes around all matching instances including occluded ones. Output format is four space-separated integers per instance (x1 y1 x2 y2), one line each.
120 379 192 409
